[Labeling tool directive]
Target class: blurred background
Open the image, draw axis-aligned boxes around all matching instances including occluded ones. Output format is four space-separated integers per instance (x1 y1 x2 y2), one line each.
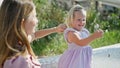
32 0 120 57
1 0 120 57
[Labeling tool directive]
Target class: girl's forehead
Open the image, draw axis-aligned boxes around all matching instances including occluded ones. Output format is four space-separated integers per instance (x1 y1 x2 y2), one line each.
74 11 86 18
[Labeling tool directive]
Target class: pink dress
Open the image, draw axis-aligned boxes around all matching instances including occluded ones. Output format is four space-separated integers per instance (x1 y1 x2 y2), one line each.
3 55 41 68
58 28 92 68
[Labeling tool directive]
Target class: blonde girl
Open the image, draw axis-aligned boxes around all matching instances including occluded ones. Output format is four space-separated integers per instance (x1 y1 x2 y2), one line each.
58 5 103 68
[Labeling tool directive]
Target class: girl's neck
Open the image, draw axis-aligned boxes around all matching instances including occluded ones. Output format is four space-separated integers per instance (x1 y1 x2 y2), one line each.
71 27 83 31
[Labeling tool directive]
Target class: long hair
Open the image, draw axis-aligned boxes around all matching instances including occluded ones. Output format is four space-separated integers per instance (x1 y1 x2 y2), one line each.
65 5 86 27
0 0 36 66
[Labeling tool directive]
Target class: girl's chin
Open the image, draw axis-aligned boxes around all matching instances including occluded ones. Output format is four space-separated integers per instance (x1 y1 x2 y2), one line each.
78 27 83 30
75 28 81 31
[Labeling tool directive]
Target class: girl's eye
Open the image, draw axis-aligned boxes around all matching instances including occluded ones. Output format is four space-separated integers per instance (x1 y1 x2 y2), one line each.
82 19 86 21
78 19 86 21
78 19 81 21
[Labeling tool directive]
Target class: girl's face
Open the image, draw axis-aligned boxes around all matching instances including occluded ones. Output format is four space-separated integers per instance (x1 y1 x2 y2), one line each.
24 9 38 35
71 11 86 31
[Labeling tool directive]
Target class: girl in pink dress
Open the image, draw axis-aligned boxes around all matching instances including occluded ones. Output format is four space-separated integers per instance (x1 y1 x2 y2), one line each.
58 5 104 68
0 0 66 68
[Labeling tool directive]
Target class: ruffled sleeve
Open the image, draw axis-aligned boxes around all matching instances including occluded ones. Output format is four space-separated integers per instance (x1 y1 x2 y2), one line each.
64 28 77 43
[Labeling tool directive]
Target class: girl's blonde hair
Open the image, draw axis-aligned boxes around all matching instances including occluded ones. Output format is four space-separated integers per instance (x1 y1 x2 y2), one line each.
65 5 86 27
0 0 36 66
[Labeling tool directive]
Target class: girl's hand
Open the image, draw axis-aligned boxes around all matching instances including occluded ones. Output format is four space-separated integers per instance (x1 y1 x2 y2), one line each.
55 24 67 33
92 29 104 39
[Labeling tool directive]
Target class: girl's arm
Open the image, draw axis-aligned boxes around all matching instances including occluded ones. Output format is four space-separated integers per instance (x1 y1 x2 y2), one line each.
67 29 104 46
34 24 66 40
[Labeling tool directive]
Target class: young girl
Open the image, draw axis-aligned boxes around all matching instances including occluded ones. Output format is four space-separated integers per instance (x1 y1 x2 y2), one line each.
58 5 104 68
0 0 66 68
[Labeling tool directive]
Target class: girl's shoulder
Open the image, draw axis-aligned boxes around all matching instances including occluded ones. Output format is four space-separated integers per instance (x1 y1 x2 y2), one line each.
3 56 29 68
3 55 40 68
64 28 84 37
64 28 76 35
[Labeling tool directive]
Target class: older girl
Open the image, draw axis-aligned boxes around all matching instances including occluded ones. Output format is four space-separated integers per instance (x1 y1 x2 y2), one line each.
0 0 66 68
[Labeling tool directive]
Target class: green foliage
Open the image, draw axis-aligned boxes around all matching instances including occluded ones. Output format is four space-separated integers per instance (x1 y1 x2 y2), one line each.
86 7 120 50
86 8 120 32
32 0 120 56
34 0 66 29
86 9 98 32
106 13 120 30
31 0 67 56
31 34 67 56
91 30 120 48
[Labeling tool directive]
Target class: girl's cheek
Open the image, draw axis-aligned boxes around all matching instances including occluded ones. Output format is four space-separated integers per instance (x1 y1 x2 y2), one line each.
30 18 37 26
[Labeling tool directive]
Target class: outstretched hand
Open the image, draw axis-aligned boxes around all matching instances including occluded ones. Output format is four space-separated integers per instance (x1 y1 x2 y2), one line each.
93 29 104 39
55 24 67 33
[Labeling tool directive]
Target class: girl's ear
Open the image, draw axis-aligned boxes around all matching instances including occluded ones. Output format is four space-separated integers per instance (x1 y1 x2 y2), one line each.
21 19 25 27
21 19 25 24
